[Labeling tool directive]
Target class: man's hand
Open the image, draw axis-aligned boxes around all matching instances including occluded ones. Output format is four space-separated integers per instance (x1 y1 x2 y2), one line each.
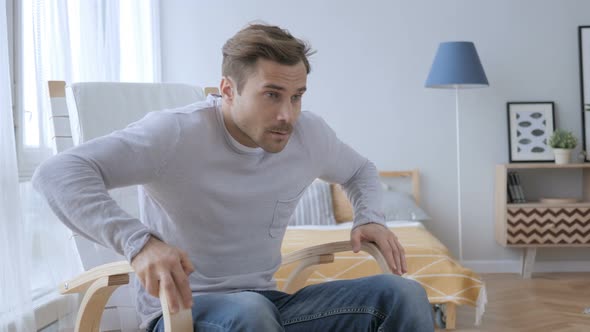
131 236 195 313
351 223 407 275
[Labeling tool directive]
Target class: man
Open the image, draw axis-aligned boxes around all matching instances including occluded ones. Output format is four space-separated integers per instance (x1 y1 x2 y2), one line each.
33 24 434 331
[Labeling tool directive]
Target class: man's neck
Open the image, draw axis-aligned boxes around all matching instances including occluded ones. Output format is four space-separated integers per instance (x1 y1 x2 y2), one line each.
220 100 258 148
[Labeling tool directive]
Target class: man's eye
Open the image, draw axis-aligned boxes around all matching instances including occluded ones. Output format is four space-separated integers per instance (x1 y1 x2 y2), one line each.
291 95 302 102
265 92 279 99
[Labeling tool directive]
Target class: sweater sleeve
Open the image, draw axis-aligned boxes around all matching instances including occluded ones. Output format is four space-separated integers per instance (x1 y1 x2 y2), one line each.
32 111 180 261
302 112 386 229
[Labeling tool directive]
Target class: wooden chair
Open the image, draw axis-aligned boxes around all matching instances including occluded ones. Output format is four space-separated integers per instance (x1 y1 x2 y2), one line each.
47 81 392 332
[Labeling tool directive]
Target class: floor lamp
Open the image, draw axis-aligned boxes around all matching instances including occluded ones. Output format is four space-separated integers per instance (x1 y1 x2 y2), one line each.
425 41 489 262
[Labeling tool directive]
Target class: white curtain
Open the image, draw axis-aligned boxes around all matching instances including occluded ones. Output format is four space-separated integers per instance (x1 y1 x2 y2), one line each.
20 182 84 332
31 0 74 150
31 0 162 149
0 0 36 330
4 0 162 330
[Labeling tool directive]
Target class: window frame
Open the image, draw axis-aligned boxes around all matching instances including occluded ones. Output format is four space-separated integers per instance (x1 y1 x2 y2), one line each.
11 0 53 181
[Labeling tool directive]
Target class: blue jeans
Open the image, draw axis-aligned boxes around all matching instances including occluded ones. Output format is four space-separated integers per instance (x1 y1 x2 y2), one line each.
147 274 434 331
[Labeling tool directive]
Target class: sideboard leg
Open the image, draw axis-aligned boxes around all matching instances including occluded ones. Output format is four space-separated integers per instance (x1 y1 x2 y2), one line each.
521 247 536 279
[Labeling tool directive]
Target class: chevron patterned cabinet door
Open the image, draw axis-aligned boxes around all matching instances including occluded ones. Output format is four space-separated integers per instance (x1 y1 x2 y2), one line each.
507 207 590 245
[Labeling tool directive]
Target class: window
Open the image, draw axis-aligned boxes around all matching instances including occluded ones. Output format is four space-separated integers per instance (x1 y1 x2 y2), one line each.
6 1 159 329
13 0 160 179
13 0 53 179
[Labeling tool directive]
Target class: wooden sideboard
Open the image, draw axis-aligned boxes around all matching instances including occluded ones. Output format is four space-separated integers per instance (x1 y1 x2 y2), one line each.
494 163 590 278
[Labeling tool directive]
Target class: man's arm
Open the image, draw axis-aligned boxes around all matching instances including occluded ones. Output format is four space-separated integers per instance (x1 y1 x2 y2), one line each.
32 111 178 259
305 112 407 275
32 110 193 312
304 111 385 228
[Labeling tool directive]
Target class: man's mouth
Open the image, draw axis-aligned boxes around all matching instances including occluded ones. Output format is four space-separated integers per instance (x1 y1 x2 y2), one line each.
268 129 291 139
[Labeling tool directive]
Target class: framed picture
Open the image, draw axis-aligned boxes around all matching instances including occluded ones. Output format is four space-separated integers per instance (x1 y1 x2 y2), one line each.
579 26 590 161
507 102 555 162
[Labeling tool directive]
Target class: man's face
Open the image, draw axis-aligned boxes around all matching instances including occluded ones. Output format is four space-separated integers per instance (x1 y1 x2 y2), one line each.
221 59 307 153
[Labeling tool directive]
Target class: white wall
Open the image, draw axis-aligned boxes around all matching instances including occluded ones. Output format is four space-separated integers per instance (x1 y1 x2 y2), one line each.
160 0 590 265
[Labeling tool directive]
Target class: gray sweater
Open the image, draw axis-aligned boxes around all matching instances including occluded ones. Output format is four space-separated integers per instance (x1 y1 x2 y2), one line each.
32 95 385 327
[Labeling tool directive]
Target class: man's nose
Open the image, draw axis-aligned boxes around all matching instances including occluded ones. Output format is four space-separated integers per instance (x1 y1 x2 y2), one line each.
276 102 294 124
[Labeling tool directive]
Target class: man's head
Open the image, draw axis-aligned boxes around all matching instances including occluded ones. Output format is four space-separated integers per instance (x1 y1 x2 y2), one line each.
219 24 314 153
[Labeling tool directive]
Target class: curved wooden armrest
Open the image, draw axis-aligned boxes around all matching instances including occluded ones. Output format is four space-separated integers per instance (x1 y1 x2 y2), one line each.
280 241 392 293
282 240 391 272
59 261 133 294
59 260 192 332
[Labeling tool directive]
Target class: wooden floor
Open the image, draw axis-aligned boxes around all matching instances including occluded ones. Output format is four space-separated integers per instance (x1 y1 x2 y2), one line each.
438 273 590 332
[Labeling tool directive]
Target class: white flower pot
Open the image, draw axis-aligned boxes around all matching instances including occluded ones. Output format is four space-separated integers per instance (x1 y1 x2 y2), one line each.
553 148 572 164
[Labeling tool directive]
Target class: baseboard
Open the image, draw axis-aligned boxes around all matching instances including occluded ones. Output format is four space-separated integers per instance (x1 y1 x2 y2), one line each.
462 260 590 274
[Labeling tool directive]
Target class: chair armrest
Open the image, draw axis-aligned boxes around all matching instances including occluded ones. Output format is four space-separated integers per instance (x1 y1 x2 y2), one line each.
282 240 391 273
280 241 392 293
59 260 193 332
60 261 133 295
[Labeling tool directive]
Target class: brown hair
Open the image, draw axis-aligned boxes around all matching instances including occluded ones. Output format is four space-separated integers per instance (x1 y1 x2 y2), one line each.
222 24 315 93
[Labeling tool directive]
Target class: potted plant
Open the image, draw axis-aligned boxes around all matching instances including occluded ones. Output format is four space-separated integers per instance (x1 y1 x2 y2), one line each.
548 129 578 164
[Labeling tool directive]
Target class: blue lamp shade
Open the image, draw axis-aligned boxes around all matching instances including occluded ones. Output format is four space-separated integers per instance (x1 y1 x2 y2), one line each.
425 41 489 89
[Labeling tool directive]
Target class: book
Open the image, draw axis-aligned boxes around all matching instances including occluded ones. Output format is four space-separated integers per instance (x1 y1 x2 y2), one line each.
507 172 525 203
513 172 527 203
507 172 520 203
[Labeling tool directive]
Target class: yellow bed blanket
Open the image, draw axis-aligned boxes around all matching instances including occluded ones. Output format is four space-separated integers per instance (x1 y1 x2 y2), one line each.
276 221 486 325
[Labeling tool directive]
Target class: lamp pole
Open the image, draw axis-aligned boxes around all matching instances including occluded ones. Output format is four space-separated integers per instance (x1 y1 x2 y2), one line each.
455 86 463 262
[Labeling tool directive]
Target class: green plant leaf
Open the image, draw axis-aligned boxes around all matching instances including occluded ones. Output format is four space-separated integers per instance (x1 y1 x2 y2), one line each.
548 129 578 149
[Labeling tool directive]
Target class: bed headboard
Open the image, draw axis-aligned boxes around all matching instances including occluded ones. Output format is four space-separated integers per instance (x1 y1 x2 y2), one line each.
378 169 420 205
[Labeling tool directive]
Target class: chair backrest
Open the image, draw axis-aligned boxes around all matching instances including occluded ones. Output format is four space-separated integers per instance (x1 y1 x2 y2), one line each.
47 81 213 331
65 82 206 144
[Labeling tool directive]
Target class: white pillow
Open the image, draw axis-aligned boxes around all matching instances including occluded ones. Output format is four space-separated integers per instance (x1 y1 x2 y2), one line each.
289 179 336 226
382 189 431 221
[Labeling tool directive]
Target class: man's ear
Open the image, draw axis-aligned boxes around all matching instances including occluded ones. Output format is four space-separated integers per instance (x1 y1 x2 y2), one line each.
220 77 234 103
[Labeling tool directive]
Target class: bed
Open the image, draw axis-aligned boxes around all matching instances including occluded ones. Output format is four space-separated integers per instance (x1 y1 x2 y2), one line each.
275 170 486 329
